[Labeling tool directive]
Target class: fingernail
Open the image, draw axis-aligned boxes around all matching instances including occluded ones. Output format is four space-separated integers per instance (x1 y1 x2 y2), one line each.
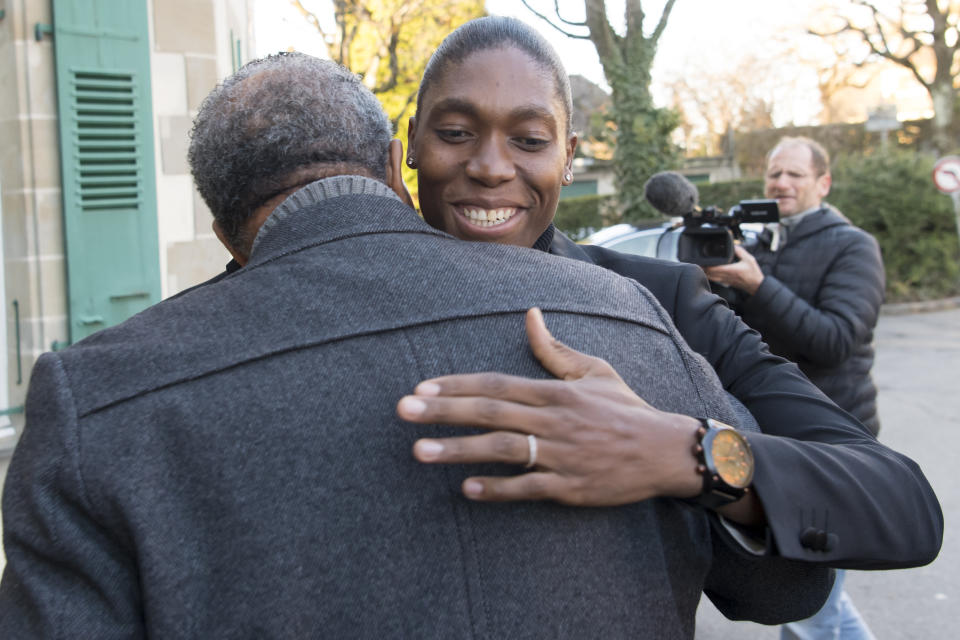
463 480 484 498
416 440 443 460
398 396 427 416
415 381 441 396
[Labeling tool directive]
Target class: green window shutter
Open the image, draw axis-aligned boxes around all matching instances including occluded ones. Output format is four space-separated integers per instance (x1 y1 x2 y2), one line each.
52 0 160 343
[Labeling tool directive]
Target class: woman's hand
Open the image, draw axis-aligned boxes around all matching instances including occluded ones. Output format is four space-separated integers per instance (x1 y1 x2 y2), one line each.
396 308 705 506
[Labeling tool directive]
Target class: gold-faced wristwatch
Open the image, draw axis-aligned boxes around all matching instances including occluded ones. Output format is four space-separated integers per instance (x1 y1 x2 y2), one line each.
688 418 755 509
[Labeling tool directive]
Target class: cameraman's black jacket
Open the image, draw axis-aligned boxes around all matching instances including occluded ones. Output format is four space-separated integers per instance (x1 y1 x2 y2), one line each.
733 206 885 435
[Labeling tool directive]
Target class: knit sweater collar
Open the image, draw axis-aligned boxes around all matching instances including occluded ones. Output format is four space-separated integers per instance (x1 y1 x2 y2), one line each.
251 175 402 254
532 224 556 252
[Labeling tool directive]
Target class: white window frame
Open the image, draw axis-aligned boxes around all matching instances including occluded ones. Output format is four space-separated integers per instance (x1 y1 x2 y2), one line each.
0 176 12 437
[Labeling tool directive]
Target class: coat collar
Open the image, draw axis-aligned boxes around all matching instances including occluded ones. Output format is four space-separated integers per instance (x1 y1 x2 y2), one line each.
546 227 596 263
785 204 851 243
245 176 447 269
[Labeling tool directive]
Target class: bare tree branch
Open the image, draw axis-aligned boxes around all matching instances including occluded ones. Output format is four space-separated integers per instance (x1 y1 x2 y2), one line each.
651 0 677 43
863 1 898 64
584 0 622 67
519 0 591 39
808 19 854 39
372 25 401 93
625 0 644 37
552 0 587 27
390 90 419 131
811 0 959 150
291 0 336 59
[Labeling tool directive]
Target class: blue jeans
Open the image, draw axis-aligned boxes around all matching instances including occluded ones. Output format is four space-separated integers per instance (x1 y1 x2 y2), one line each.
781 570 875 640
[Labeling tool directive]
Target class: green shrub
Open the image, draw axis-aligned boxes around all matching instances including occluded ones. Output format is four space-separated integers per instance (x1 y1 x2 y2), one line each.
555 190 685 240
554 194 618 240
830 151 960 302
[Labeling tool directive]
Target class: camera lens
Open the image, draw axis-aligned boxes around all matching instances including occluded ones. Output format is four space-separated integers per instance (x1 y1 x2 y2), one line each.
701 237 729 258
678 227 734 265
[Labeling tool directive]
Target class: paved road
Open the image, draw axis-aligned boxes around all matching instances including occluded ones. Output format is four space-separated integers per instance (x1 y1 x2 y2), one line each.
696 307 960 639
2 308 958 635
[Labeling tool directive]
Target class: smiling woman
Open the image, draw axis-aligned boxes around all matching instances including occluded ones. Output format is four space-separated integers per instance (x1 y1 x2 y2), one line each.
407 19 577 248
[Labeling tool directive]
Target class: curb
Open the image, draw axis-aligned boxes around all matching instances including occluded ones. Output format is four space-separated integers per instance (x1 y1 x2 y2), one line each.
880 296 960 316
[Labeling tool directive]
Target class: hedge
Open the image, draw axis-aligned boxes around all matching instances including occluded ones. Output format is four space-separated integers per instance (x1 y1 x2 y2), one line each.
697 180 765 210
830 151 960 302
553 194 618 240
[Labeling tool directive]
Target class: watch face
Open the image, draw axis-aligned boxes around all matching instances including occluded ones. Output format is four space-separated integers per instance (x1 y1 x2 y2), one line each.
710 429 754 489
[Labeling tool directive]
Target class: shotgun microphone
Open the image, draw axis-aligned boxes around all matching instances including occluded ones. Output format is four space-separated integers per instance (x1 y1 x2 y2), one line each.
643 171 700 217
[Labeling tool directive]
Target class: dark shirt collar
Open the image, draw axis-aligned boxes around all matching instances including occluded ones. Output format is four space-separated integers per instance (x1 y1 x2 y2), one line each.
532 224 556 252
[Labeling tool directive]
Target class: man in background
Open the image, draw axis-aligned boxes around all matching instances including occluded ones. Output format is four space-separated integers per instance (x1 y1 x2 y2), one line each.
706 136 884 640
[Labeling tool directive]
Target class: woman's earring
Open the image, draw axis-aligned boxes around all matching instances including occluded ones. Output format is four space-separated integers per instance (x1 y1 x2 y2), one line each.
406 157 416 168
563 171 573 183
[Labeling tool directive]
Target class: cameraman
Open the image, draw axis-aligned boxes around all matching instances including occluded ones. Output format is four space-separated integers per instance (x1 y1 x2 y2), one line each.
705 136 883 640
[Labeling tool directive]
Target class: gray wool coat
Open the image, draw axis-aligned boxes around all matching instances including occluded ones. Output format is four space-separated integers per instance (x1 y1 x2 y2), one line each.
0 178 939 639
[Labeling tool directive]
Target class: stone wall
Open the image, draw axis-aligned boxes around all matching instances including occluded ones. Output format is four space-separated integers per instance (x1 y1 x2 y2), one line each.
151 0 252 295
0 0 64 435
0 0 252 447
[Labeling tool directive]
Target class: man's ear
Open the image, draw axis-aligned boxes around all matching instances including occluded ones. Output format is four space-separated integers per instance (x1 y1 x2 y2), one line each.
213 220 249 267
818 172 832 199
387 138 415 208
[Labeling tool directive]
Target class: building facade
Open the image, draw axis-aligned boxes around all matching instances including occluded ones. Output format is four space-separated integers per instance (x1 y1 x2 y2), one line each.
0 0 251 450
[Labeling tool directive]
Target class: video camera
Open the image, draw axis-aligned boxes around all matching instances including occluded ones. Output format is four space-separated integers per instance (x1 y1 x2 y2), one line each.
644 171 779 267
677 199 780 266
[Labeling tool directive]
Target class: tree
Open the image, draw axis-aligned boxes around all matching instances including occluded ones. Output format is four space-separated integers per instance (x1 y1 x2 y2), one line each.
292 0 486 200
569 75 616 160
520 0 679 219
665 54 776 157
810 0 960 151
799 34 883 124
292 0 486 128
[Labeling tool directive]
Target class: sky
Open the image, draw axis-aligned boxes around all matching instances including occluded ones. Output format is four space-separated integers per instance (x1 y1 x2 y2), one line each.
252 1 933 129
483 0 836 126
481 0 817 86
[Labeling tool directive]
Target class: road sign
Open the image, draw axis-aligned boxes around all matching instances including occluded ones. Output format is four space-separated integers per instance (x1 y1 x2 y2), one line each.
933 156 960 194
933 156 960 251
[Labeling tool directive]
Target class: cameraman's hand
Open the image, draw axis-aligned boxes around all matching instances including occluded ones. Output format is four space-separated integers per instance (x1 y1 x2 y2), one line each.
704 246 764 295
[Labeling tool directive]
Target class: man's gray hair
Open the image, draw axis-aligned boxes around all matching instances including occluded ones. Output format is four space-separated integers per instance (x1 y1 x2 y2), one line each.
768 136 830 177
188 52 393 250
